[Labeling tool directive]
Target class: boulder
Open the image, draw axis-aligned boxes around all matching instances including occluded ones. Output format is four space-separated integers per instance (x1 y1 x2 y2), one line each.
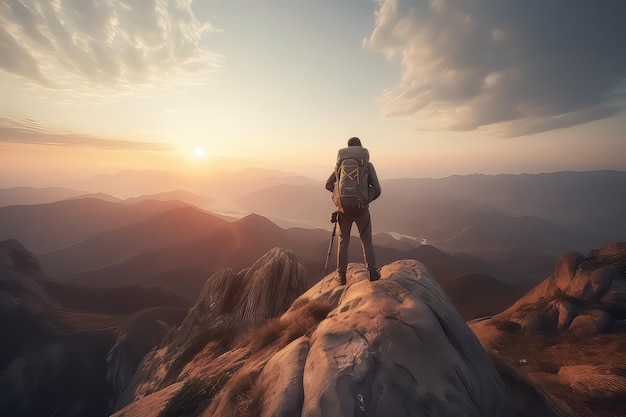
556 300 578 332
477 243 626 336
254 338 309 417
117 257 515 417
295 261 512 417
568 309 613 336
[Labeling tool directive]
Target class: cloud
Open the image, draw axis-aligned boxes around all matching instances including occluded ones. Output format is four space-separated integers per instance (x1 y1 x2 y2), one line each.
365 0 626 136
0 117 174 151
0 0 217 91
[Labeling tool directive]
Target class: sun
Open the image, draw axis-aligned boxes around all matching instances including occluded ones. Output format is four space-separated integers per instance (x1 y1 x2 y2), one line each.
193 147 205 158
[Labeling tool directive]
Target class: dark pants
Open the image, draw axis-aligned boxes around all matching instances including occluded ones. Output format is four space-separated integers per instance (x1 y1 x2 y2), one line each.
337 209 377 275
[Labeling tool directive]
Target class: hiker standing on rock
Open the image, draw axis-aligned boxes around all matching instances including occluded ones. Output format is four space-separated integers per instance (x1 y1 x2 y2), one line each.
326 137 382 284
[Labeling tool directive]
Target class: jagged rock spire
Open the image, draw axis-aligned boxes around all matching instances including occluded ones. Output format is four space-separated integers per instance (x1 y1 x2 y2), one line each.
116 247 306 409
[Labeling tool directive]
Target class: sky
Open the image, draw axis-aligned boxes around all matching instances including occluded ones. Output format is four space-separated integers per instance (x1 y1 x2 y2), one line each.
1 0 625 186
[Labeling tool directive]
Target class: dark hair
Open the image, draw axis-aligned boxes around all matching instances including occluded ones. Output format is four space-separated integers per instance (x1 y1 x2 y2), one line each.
347 137 362 147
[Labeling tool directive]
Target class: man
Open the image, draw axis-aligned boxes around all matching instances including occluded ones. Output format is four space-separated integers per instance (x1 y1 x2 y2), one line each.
325 137 382 284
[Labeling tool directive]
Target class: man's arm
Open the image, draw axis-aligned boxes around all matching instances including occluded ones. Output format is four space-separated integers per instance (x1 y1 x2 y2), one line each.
368 163 381 202
325 171 336 193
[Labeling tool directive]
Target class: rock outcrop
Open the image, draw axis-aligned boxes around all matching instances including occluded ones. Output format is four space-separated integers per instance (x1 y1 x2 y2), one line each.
473 242 626 338
469 243 626 417
115 251 517 417
116 247 307 409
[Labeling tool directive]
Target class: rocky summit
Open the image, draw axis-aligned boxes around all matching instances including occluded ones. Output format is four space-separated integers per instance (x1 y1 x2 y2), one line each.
114 249 519 417
470 242 626 417
473 242 626 338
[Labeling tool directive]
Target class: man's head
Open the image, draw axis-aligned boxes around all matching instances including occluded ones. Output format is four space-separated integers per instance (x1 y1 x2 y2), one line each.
347 137 362 147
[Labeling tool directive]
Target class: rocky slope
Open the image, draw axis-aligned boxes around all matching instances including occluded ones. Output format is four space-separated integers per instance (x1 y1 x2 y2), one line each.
9 237 617 416
472 242 626 338
470 242 626 417
114 248 566 417
0 239 188 417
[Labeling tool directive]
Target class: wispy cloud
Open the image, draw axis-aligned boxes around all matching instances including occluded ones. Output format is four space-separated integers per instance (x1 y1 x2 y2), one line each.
0 117 173 151
365 0 626 136
0 0 218 91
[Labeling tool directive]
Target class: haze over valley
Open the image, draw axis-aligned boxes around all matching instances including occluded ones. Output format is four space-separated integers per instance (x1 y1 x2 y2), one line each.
2 168 624 309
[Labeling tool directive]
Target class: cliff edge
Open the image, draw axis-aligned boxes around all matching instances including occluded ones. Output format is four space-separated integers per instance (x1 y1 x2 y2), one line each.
115 249 517 417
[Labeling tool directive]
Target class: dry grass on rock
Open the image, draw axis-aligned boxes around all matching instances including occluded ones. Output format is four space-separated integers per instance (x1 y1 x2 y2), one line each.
489 331 626 417
161 298 333 417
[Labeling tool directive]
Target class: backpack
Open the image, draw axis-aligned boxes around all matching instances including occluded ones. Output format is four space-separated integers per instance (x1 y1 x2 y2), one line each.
332 146 370 213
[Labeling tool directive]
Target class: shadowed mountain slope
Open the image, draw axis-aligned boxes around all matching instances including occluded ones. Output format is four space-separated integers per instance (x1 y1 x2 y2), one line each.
125 190 215 208
375 171 626 240
46 212 519 319
0 240 188 417
0 186 87 207
39 206 229 277
427 211 612 256
1 193 528 319
114 250 568 417
235 183 332 228
27 205 524 318
39 280 188 314
66 192 124 203
232 171 626 259
56 214 298 297
0 198 187 253
0 239 61 371
443 272 524 320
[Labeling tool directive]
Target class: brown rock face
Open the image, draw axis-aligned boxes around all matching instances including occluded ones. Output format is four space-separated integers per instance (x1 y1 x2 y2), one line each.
469 244 626 417
116 255 514 417
116 247 306 409
293 261 512 417
479 243 626 336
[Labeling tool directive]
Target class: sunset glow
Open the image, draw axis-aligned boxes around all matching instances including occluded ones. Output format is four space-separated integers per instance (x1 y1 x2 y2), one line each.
194 147 206 158
0 1 624 186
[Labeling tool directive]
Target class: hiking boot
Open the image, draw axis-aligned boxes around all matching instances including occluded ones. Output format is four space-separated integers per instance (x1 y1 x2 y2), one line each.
369 268 380 281
338 272 347 285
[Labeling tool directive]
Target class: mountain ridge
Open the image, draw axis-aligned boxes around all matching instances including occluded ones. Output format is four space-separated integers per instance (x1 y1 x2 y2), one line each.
114 250 569 417
0 198 188 253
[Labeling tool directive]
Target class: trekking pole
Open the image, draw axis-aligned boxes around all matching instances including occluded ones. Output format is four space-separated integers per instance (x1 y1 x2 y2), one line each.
321 212 338 294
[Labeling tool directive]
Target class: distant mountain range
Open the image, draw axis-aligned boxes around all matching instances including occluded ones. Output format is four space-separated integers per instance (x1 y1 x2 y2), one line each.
0 196 527 317
236 170 626 274
0 197 187 253
61 167 318 198
1 169 624 308
373 170 626 240
0 186 88 207
5 169 624 246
